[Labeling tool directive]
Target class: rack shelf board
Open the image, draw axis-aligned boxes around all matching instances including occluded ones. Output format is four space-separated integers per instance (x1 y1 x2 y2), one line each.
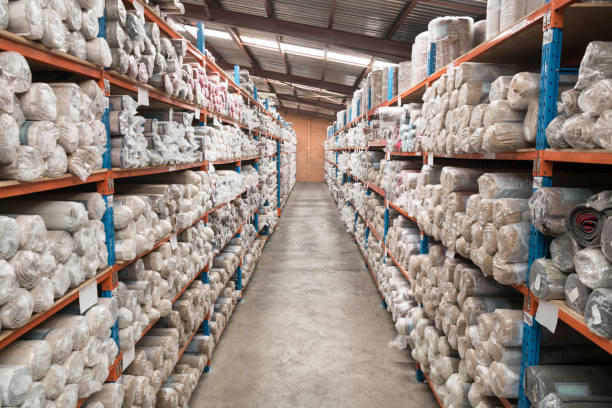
386 200 418 224
542 149 612 165
386 248 412 284
0 266 114 350
549 299 612 355
112 162 207 179
389 151 423 157
431 151 537 161
0 169 108 199
367 182 385 198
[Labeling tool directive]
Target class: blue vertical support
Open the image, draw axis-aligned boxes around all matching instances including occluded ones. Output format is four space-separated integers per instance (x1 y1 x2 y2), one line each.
518 9 564 407
420 234 429 255
196 22 205 53
354 211 358 234
383 205 390 245
254 86 258 101
277 140 281 211
265 99 269 110
234 65 240 85
357 99 361 118
387 66 394 101
427 42 437 76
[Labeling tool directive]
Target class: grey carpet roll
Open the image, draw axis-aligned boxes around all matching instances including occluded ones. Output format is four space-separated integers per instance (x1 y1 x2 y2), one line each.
540 393 612 408
529 259 568 300
601 216 612 263
529 188 594 236
524 365 612 406
566 191 612 247
564 273 592 315
551 234 581 273
585 288 612 339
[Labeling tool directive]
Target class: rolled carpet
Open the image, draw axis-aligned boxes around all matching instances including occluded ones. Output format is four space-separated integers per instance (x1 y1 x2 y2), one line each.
584 288 612 339
601 216 612 263
566 191 612 247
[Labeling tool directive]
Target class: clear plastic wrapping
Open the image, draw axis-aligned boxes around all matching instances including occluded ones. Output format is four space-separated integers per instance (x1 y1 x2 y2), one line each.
545 114 569 149
529 188 594 236
550 233 580 273
496 222 530 262
478 173 531 199
529 258 567 299
578 79 612 115
507 72 540 110
561 113 598 149
565 273 592 315
483 122 529 152
585 288 612 338
574 248 612 290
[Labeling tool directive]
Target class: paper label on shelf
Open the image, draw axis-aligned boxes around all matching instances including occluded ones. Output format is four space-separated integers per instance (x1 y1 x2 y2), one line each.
534 274 541 291
533 176 543 189
169 233 177 250
591 305 602 325
106 195 113 208
195 108 200 120
427 154 434 165
568 287 579 303
524 311 533 326
79 280 98 314
122 346 135 368
137 87 149 106
445 249 455 259
535 299 559 333
169 166 177 172
104 96 109 109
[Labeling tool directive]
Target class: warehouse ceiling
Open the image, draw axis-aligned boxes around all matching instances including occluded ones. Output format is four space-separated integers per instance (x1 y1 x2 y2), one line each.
175 0 486 120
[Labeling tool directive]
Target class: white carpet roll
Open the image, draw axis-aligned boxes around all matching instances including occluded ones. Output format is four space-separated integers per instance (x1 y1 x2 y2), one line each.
0 113 19 165
0 51 31 93
45 144 68 178
0 364 32 406
56 382 79 406
46 231 73 264
0 339 51 380
561 113 598 149
42 363 66 399
85 304 115 339
86 383 124 408
20 380 45 407
0 200 87 233
24 327 73 364
50 263 70 298
483 122 529 152
62 351 85 384
30 277 54 313
483 100 526 127
574 248 612 290
0 145 45 181
0 260 17 305
545 114 569 149
0 287 33 328
578 79 612 115
489 361 520 398
14 214 47 253
20 83 57 121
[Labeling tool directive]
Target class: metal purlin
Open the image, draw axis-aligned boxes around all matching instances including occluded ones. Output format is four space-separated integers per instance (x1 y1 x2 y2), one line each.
518 3 564 406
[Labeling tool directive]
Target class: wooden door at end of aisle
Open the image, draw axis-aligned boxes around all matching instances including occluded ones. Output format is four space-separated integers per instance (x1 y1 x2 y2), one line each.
287 111 330 182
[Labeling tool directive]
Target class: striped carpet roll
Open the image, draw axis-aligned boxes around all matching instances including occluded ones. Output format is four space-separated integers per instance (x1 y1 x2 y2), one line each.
566 192 612 247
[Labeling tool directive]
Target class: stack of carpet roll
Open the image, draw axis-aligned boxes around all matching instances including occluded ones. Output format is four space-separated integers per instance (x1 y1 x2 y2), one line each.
208 193 257 255
0 297 119 405
530 188 612 339
0 52 107 182
211 168 258 206
0 195 109 330
258 158 278 231
197 124 258 162
241 231 266 287
546 41 612 150
386 215 421 270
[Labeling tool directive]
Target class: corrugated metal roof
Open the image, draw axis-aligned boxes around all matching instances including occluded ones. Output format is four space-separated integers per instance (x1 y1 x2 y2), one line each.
249 46 287 73
332 0 405 38
323 60 360 87
218 0 268 17
273 0 330 28
286 54 323 80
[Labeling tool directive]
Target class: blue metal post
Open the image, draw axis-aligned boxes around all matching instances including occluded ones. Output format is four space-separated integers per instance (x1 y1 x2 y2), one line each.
427 43 437 76
196 22 205 53
383 206 390 245
387 66 394 101
265 99 269 110
420 234 429 255
234 65 240 85
254 86 258 101
277 140 281 211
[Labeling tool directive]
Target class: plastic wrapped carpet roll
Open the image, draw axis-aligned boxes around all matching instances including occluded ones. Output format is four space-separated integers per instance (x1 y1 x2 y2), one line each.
566 192 612 248
530 258 568 299
24 327 72 364
574 248 612 289
0 200 88 232
14 214 47 253
584 288 612 338
0 113 19 165
564 273 592 315
529 188 594 236
45 144 68 178
492 309 523 346
478 173 532 199
523 99 539 143
540 393 612 408
0 286 34 329
62 350 85 384
489 361 520 398
56 383 78 406
551 234 581 273
440 166 483 194
0 51 31 93
592 109 612 149
30 277 54 313
507 72 541 110
601 217 612 263
492 198 530 228
46 231 73 264
20 83 57 121
42 363 66 399
524 365 612 406
0 365 32 406
562 113 598 149
496 222 530 262
8 0 44 40
489 76 513 101
0 339 51 381
561 88 582 116
578 79 612 115
483 123 529 152
0 216 19 260
86 382 124 408
462 297 520 325
546 114 570 149
85 304 114 339
0 260 17 305
0 145 45 181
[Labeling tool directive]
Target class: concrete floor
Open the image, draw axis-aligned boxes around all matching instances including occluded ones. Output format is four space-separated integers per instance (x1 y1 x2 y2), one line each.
191 182 437 408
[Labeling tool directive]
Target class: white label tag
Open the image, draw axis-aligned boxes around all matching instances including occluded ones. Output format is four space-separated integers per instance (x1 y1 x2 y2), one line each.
536 299 559 333
524 311 533 326
427 154 434 166
533 176 543 189
137 87 149 106
169 233 178 250
534 274 541 291
169 165 177 172
591 305 602 325
122 346 135 368
195 108 200 120
104 96 109 109
568 287 579 303
445 249 455 259
79 280 98 313
107 195 113 208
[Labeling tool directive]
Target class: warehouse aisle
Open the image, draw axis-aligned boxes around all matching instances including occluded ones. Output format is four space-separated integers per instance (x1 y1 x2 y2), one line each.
191 183 436 408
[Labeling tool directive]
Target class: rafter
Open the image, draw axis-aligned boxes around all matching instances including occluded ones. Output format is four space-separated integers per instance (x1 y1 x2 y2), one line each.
421 0 484 14
250 69 353 95
327 0 336 29
262 0 274 18
354 57 376 88
386 1 420 40
225 26 259 69
182 4 411 61
321 47 328 81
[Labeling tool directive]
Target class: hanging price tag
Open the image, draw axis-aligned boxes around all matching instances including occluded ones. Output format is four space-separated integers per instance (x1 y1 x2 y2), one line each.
137 87 149 106
79 280 98 313
535 300 559 333
427 154 434 166
445 249 455 259
169 233 177 250
195 108 200 120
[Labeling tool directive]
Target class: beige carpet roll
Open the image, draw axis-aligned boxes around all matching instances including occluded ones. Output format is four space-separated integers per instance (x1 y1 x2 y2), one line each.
508 72 540 110
482 223 498 256
492 309 523 347
0 364 33 406
483 100 526 127
578 79 612 115
545 114 569 149
30 277 54 313
474 365 495 396
85 303 115 339
62 350 84 384
56 382 79 405
0 287 33 329
0 200 88 233
561 112 598 149
9 250 41 289
492 255 527 285
86 382 124 408
24 327 72 364
529 187 593 236
478 173 532 200
489 76 513 101
496 222 530 262
561 88 581 116
489 361 520 398
483 123 529 152
0 339 51 380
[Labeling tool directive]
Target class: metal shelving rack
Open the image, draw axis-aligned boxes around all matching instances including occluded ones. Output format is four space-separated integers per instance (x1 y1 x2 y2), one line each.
325 2 612 407
0 2 296 404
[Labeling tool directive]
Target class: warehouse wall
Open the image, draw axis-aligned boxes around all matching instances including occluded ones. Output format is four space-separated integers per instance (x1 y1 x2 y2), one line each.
284 111 331 182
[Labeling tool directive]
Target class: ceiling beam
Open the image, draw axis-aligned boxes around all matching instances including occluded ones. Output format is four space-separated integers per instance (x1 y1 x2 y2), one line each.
262 0 274 17
386 1 420 40
327 0 336 28
354 57 375 88
421 0 485 14
250 69 353 95
277 94 342 111
281 106 335 121
225 26 259 69
321 47 328 81
182 4 411 61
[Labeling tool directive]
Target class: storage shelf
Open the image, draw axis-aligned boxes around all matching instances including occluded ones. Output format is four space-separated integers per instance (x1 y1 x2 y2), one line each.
0 266 114 350
542 149 612 165
0 169 108 199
